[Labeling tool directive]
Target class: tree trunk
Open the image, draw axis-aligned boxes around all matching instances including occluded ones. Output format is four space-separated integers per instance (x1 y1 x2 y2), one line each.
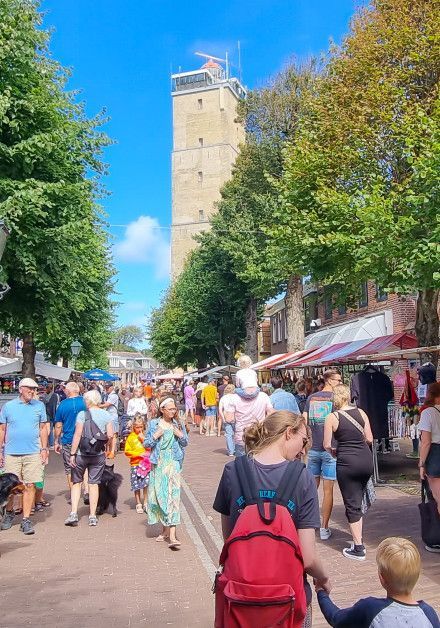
244 297 258 361
415 289 440 365
216 343 226 366
62 356 68 367
285 275 304 352
21 333 36 378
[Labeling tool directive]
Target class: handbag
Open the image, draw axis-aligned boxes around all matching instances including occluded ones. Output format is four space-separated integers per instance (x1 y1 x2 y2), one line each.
337 409 377 514
418 479 440 547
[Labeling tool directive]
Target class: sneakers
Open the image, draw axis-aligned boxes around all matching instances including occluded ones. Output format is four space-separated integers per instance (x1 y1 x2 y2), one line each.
424 544 440 553
135 504 144 514
343 545 366 561
0 510 15 530
320 527 332 540
64 512 79 526
88 515 98 526
20 518 35 535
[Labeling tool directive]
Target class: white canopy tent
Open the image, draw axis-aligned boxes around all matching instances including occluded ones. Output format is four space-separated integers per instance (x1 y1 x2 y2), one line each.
0 355 73 381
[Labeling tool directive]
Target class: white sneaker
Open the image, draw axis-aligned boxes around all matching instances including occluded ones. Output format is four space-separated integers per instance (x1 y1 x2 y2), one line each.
320 527 332 540
425 544 440 553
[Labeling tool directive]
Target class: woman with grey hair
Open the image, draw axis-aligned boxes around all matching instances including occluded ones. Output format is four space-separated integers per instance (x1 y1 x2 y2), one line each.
64 390 114 527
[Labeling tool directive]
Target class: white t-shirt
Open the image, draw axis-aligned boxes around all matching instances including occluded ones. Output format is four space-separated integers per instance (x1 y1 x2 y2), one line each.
219 393 236 419
225 392 273 445
127 397 148 417
236 368 258 389
419 405 440 444
106 391 119 418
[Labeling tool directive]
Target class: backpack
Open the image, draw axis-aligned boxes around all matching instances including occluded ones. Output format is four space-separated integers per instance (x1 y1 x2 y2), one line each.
117 396 125 418
79 410 109 456
214 456 307 628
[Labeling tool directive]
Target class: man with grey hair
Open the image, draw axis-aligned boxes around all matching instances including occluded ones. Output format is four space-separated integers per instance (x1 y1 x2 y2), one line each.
65 390 114 526
0 377 49 535
54 381 87 492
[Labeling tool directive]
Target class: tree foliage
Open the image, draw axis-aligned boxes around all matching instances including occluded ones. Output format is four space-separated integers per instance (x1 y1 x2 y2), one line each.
274 0 440 345
149 237 248 368
112 324 145 352
0 0 115 374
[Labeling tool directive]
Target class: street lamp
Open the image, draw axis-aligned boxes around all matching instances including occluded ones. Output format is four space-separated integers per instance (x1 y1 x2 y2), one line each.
0 220 11 300
70 340 82 369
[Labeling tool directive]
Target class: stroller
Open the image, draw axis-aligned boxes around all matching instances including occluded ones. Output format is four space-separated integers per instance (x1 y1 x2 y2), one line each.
119 414 133 450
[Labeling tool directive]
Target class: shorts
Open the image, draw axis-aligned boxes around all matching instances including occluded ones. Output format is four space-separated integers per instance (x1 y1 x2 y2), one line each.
307 449 337 481
62 444 73 474
426 443 440 478
4 454 44 484
185 403 195 413
71 453 106 485
112 417 119 434
205 406 217 417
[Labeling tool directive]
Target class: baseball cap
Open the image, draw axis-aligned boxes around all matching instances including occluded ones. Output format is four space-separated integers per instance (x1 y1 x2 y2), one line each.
19 377 38 389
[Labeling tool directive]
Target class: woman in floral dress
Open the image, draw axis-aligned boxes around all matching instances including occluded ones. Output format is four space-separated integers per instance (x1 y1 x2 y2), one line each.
144 397 188 549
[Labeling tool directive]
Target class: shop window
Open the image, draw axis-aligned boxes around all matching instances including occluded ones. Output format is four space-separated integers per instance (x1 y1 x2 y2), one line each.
359 282 368 308
197 98 203 110
198 209 204 221
324 290 333 320
284 309 288 340
272 318 277 343
197 171 203 184
338 303 347 316
304 294 318 333
277 312 282 342
376 283 388 302
198 137 203 147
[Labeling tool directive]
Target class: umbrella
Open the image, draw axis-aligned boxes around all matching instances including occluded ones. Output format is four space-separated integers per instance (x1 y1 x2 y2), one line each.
83 368 120 381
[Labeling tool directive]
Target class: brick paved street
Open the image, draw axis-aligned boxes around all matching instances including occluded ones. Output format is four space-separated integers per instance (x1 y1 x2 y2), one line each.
1 433 439 627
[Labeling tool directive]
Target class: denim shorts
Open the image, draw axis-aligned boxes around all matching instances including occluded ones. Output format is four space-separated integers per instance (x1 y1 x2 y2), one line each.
205 406 217 417
307 449 337 481
426 443 440 478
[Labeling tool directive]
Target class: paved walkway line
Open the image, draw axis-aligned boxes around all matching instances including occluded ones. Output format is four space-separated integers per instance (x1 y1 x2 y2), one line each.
180 500 217 584
181 476 224 552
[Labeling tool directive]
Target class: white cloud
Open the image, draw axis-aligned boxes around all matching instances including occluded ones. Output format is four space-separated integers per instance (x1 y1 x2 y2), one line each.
114 215 170 279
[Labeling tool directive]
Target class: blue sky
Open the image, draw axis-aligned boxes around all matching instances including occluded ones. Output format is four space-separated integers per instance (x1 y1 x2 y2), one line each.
41 0 358 334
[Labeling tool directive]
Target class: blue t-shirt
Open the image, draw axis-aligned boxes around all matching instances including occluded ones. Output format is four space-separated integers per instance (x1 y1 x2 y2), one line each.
55 396 87 445
0 397 48 455
270 389 300 413
76 407 112 433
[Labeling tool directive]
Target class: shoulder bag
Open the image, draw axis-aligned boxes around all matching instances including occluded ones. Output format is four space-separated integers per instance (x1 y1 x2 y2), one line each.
337 409 376 514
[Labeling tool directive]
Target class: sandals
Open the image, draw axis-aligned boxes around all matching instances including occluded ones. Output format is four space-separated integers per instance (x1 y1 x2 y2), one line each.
168 539 181 549
14 508 23 515
135 504 144 514
35 501 51 512
155 534 170 543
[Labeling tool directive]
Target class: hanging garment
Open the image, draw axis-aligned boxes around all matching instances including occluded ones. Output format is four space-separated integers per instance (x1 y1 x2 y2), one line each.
351 367 394 440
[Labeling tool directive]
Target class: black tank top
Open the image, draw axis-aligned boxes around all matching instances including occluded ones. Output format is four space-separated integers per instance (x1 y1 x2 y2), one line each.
334 407 368 456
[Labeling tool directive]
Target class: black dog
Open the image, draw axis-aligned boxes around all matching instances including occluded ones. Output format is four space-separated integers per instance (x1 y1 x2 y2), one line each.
97 465 122 517
0 473 25 520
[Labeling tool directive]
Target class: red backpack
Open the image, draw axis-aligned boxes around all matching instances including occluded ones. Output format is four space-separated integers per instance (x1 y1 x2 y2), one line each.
214 456 307 628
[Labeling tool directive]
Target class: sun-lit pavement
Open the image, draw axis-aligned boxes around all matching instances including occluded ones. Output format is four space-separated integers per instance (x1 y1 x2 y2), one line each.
1 433 439 627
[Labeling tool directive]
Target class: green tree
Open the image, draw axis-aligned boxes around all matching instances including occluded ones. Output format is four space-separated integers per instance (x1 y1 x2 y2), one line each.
275 0 440 352
149 238 248 368
0 0 114 375
112 324 145 352
210 62 318 357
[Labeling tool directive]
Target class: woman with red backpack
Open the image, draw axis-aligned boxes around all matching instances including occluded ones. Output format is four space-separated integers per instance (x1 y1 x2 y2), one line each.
213 410 331 628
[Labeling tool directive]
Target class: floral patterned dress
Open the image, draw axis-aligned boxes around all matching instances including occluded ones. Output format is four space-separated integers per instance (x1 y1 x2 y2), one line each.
147 424 181 526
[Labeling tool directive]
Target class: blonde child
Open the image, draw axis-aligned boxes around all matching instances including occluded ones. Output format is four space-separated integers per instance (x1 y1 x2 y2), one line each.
316 537 439 626
124 414 150 514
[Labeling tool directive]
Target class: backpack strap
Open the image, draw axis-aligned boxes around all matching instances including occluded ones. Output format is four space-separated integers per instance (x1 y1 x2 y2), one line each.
276 460 305 508
235 455 277 524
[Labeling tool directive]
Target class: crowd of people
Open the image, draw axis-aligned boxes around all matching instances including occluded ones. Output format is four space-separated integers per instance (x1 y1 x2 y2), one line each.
0 361 439 626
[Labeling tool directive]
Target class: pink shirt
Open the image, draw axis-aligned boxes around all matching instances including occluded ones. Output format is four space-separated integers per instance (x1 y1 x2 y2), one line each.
225 392 273 445
184 385 195 405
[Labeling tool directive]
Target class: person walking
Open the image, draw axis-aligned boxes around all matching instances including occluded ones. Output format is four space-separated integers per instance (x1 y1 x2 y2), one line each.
124 415 150 513
144 397 188 549
218 383 236 456
0 378 49 535
270 376 300 412
64 390 114 527
324 384 374 560
54 382 87 493
126 386 148 419
217 375 230 400
195 382 206 433
213 410 331 627
101 382 120 439
183 379 196 427
418 382 440 553
201 378 218 437
303 368 342 541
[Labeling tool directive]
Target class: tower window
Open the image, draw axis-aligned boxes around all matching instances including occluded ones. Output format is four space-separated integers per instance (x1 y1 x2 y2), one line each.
198 209 204 221
197 98 203 110
198 137 203 147
198 171 203 184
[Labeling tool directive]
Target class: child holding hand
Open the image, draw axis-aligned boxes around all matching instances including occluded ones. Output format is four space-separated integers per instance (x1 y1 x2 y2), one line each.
124 414 151 514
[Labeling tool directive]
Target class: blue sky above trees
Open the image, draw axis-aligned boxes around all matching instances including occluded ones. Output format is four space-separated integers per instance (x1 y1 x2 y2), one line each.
41 0 357 327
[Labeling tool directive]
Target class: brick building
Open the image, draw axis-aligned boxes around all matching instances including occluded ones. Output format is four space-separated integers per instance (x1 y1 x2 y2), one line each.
268 281 417 353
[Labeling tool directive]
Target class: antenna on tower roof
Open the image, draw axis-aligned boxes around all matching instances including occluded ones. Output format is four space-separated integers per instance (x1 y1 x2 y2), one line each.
195 51 226 64
237 41 242 84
